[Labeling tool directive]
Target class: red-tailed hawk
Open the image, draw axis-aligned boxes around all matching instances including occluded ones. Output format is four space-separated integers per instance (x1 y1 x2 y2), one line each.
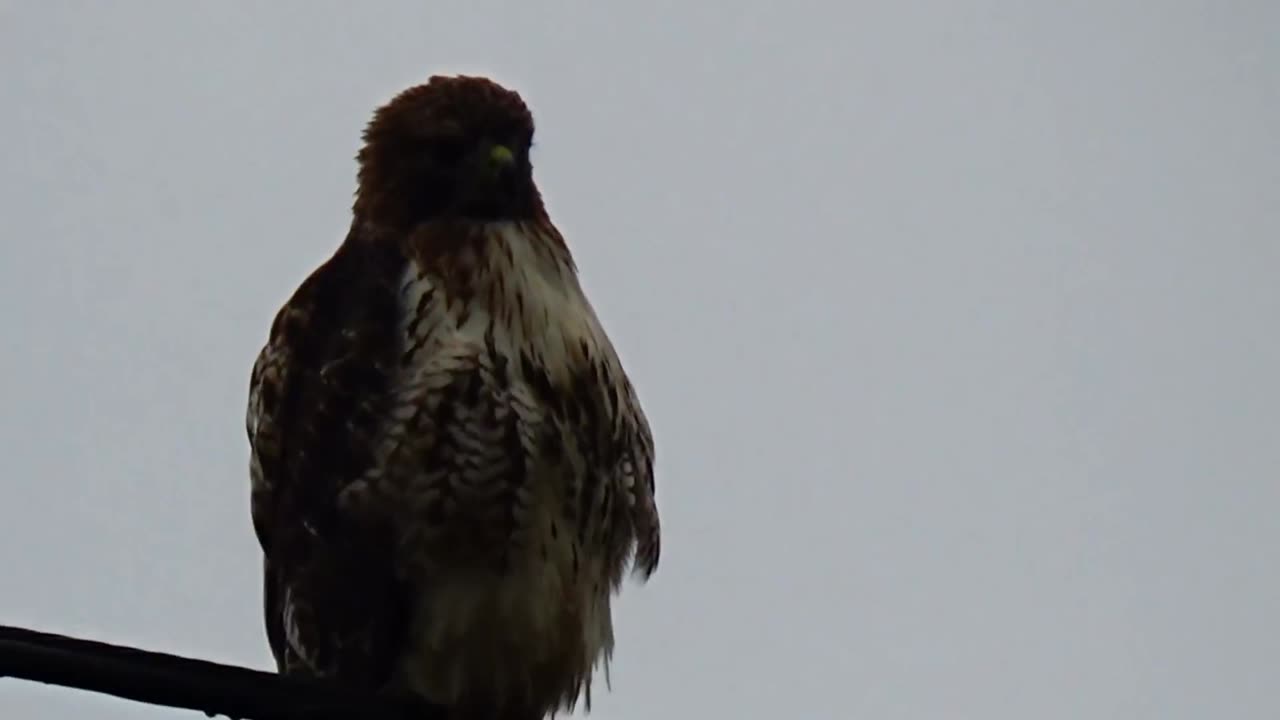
245 75 660 719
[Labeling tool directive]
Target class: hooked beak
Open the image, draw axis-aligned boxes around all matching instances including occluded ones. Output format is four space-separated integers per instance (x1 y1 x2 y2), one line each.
489 144 516 169
454 140 531 218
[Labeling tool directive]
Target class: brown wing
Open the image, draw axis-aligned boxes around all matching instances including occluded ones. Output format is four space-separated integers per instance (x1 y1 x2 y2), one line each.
616 376 659 579
246 222 410 686
558 355 660 581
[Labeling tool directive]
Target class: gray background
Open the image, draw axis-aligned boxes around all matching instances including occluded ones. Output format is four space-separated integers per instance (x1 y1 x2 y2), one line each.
1 2 1276 719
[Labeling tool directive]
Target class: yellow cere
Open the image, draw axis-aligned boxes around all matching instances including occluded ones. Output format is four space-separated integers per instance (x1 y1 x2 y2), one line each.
490 144 515 166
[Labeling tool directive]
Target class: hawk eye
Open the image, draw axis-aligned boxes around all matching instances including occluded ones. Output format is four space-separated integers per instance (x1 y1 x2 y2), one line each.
433 136 468 164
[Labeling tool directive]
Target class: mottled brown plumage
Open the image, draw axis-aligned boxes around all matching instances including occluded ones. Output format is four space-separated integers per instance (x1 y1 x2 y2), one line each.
246 75 659 719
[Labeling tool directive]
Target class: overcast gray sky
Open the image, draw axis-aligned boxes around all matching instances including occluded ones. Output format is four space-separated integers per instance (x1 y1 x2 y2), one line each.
1 2 1277 719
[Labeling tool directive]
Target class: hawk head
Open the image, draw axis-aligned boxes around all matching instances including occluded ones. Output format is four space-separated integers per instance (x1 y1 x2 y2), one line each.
354 75 542 228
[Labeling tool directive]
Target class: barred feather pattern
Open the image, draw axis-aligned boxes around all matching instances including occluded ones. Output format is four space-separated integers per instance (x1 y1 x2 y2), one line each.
247 218 658 718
